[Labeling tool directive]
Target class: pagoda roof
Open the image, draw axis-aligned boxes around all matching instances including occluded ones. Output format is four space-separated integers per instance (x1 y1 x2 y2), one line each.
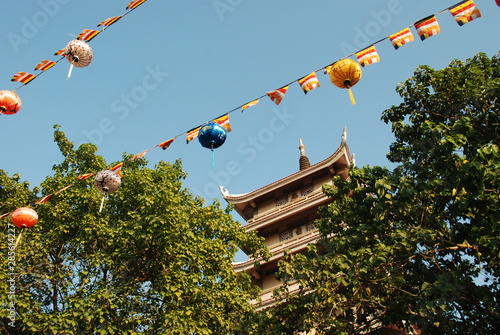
220 141 353 220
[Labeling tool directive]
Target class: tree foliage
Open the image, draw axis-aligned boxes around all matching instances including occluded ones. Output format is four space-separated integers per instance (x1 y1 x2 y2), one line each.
1 127 267 334
260 52 500 334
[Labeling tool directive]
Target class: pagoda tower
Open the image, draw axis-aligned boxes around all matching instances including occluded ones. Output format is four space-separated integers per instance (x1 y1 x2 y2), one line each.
220 129 353 309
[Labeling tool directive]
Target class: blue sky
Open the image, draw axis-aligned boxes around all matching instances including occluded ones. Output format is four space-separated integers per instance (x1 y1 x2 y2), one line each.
1 0 498 220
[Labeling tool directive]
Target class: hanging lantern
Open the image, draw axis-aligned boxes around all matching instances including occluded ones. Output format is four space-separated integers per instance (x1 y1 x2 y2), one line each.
94 170 121 212
11 207 38 229
94 170 121 195
198 121 227 168
198 122 227 150
64 40 93 78
0 90 22 115
327 58 362 105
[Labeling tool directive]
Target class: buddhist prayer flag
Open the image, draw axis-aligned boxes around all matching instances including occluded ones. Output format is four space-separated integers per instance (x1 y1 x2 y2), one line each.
77 173 94 180
241 99 259 112
97 16 122 27
389 28 414 50
35 60 56 71
54 48 65 56
110 163 123 172
55 185 73 194
186 126 201 143
77 29 100 42
11 72 36 84
158 138 174 150
126 0 147 10
449 0 481 26
132 150 148 160
414 15 440 41
355 45 380 67
213 114 232 132
267 86 289 105
35 194 52 204
298 72 320 94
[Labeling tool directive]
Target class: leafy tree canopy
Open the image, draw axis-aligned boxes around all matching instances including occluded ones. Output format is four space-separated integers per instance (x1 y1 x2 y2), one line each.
1 127 267 334
257 52 500 334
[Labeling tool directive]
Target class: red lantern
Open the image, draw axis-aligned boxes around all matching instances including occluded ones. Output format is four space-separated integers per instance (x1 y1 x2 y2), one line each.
11 207 38 228
0 90 22 115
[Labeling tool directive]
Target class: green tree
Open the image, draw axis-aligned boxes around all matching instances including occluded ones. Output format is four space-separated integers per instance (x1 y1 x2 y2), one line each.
257 52 500 334
0 126 267 334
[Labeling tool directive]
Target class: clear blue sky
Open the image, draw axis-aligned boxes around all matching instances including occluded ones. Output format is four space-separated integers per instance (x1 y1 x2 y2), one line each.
1 1 499 215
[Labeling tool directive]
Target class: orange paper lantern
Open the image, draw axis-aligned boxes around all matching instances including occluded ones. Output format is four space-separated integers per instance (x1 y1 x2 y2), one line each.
327 59 362 105
11 207 38 228
0 90 22 115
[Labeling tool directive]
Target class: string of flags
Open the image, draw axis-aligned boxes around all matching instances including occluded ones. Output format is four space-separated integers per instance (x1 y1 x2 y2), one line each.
0 0 486 220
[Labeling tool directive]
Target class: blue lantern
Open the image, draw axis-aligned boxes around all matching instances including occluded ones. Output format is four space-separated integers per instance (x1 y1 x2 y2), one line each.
198 122 227 150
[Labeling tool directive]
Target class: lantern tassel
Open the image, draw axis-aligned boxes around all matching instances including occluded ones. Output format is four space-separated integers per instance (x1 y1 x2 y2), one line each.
347 87 356 105
99 195 106 212
67 63 74 79
210 144 215 169
14 229 24 249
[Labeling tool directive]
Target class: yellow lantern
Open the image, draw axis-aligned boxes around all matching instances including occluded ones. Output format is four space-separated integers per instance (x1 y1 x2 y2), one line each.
327 58 362 105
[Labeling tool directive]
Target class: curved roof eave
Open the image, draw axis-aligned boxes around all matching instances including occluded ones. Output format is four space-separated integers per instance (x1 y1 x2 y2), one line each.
220 143 352 203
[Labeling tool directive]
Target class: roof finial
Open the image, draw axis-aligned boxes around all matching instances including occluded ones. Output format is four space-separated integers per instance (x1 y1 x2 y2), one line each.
341 126 347 145
299 138 311 170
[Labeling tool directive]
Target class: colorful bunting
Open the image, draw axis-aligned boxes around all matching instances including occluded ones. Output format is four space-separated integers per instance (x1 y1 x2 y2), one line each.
1 0 486 219
126 0 147 10
389 28 414 50
98 16 122 27
213 114 232 132
186 126 201 143
298 73 320 94
449 0 481 26
267 86 289 105
35 60 57 71
77 29 101 42
241 99 259 112
159 138 175 150
11 72 36 84
355 45 380 67
414 15 440 41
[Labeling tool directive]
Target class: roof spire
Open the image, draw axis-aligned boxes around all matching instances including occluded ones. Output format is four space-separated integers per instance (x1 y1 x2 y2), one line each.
299 138 311 171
